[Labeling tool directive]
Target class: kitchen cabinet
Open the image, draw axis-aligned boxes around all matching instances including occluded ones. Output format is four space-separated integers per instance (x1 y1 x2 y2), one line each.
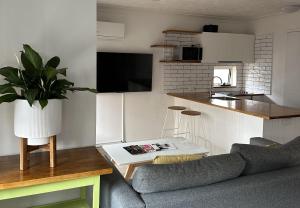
201 32 254 63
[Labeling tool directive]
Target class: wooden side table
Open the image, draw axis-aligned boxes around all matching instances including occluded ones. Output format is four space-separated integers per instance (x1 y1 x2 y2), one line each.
0 147 113 208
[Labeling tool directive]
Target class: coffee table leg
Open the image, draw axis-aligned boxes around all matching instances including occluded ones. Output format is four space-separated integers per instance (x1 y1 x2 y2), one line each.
124 164 135 181
93 176 100 208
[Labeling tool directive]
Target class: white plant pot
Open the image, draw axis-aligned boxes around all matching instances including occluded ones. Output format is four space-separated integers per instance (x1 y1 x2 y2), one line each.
14 99 62 146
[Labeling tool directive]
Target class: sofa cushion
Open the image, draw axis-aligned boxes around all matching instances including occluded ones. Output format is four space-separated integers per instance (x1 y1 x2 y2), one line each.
231 143 290 175
281 136 300 167
250 137 281 147
153 154 204 165
141 166 300 208
132 153 245 194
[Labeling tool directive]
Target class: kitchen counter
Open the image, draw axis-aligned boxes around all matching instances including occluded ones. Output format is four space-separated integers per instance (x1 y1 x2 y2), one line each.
217 92 264 97
168 92 300 119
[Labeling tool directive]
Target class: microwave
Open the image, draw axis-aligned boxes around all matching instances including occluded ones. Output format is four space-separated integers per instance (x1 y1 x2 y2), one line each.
179 46 203 61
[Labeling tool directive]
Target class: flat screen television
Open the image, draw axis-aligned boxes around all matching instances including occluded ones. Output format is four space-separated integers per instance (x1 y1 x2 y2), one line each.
97 52 153 93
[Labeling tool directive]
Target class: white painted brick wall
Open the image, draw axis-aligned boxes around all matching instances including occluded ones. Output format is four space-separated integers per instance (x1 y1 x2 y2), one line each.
161 33 273 95
163 63 243 93
243 34 273 95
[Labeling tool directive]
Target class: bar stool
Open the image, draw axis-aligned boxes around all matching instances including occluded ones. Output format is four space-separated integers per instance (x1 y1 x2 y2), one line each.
172 110 212 155
180 110 201 144
161 106 186 138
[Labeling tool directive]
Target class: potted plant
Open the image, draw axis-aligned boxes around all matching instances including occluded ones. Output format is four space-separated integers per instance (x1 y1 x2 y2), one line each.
0 44 96 145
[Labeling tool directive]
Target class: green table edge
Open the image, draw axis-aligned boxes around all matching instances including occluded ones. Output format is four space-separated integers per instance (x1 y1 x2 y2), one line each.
0 175 100 208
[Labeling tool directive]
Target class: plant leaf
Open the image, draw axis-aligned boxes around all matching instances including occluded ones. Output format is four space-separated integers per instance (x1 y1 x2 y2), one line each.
57 68 67 76
23 44 43 70
0 67 23 85
21 68 40 87
51 79 74 90
68 87 97 93
0 94 19 104
0 84 17 94
21 51 36 73
24 89 39 106
45 56 60 68
39 99 48 109
43 66 58 82
0 66 18 77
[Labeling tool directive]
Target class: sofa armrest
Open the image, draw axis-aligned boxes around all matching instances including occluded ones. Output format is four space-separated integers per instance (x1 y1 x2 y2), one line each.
250 137 281 147
101 168 145 208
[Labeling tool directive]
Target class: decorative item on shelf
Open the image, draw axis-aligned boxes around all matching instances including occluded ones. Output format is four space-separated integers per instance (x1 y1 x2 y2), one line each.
179 45 203 61
202 25 218 33
150 44 177 48
0 44 96 170
162 29 202 35
160 60 202 63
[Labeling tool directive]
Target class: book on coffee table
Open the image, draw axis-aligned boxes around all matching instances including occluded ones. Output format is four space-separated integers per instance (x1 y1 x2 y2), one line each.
123 143 176 155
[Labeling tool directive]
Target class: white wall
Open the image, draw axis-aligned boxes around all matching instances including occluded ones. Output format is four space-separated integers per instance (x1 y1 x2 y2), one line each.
0 0 96 154
97 6 252 144
251 11 300 107
0 0 96 207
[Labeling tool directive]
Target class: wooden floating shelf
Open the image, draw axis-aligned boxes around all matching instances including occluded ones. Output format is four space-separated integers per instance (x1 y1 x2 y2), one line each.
151 44 177 48
162 29 202 35
160 60 202 63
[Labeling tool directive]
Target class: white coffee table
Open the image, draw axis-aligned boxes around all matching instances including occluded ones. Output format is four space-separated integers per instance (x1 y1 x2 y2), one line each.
102 137 209 180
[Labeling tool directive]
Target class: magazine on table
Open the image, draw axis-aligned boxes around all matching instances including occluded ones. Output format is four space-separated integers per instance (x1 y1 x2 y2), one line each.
123 143 177 155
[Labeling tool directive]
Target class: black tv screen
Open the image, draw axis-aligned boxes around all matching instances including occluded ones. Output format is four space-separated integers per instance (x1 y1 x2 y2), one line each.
97 52 153 93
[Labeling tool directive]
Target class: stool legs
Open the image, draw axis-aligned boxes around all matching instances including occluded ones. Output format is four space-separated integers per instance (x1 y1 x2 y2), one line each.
161 107 186 138
176 112 182 135
161 109 170 138
179 111 205 144
183 115 197 144
176 111 213 154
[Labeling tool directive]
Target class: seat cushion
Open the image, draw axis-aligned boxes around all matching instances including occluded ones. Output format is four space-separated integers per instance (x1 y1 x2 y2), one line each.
153 154 205 165
132 153 245 194
231 143 290 175
281 136 300 167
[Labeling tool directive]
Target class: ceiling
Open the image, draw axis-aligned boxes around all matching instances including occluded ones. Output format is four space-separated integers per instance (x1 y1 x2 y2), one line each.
98 0 300 20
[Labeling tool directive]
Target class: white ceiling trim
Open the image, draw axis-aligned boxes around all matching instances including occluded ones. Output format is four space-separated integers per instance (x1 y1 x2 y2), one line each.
98 0 300 21
99 3 250 21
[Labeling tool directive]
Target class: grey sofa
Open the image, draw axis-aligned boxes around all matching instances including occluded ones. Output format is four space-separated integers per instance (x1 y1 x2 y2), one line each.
101 137 300 208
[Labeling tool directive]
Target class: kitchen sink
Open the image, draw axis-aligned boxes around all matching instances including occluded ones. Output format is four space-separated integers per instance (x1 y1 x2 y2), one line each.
211 96 240 101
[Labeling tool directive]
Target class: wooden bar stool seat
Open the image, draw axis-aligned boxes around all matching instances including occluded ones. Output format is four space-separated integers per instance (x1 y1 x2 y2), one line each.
181 110 201 116
168 106 186 111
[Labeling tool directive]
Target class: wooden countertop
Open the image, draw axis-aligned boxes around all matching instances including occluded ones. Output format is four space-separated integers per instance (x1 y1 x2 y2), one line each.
0 147 113 190
168 92 300 120
234 93 264 97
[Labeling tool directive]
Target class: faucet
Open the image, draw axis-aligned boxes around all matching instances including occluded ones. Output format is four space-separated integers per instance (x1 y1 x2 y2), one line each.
209 76 223 97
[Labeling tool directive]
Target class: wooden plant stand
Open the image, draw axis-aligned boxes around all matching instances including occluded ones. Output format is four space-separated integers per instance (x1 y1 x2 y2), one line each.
19 136 57 170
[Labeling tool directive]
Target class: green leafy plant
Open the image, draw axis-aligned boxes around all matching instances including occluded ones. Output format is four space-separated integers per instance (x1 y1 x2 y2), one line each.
0 44 96 109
